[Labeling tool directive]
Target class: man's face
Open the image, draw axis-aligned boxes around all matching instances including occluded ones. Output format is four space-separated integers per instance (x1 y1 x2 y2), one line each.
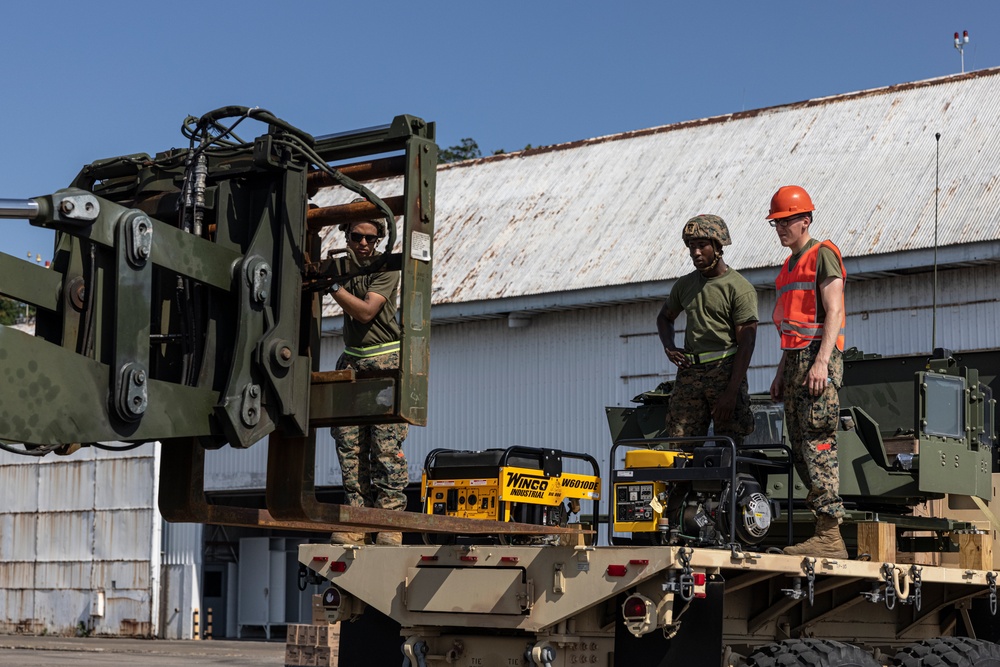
772 214 809 249
347 221 381 258
686 238 717 271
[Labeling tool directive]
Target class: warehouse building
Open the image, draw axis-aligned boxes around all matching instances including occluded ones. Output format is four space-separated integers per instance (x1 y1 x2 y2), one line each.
2 67 999 638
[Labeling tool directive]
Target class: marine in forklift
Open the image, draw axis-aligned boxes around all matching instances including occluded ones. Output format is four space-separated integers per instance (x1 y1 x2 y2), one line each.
656 214 758 446
328 207 409 546
767 185 848 559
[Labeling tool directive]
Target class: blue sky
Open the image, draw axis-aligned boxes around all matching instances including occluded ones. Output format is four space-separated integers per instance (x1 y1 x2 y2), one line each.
1 1 997 260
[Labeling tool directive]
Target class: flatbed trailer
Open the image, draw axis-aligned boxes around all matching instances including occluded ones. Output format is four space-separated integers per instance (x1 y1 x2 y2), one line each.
300 539 1000 666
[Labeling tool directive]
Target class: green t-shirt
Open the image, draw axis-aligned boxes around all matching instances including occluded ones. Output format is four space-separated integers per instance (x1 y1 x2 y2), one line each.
667 267 758 355
785 238 843 322
342 258 401 348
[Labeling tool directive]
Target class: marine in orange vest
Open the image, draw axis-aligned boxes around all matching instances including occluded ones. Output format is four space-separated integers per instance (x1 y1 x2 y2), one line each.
767 185 848 559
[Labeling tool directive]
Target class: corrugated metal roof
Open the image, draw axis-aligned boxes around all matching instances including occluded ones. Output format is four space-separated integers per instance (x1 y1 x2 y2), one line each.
315 67 1000 318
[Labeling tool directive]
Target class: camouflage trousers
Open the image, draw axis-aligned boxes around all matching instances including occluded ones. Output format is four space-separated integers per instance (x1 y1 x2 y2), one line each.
331 350 408 512
783 344 845 519
664 357 754 445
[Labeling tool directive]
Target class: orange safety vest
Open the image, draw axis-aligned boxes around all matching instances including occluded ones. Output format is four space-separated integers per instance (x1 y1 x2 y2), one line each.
772 240 846 351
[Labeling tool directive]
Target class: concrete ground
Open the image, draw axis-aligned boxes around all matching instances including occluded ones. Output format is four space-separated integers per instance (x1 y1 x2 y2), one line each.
0 635 285 666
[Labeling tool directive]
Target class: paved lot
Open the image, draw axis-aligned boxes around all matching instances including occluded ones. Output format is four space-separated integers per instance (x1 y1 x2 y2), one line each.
0 636 285 666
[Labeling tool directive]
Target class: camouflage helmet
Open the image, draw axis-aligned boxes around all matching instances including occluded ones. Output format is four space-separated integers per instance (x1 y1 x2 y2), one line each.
682 214 731 246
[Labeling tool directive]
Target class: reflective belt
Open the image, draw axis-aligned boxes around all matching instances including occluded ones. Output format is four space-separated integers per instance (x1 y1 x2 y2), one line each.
683 347 737 365
344 341 401 358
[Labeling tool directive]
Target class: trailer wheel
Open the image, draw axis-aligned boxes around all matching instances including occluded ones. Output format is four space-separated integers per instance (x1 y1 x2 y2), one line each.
891 637 1000 667
741 639 879 667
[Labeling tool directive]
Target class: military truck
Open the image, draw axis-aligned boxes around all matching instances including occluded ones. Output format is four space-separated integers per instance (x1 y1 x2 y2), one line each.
301 348 1000 667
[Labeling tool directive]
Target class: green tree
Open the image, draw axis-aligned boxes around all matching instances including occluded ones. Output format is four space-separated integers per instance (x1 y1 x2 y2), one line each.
439 138 482 164
0 297 24 325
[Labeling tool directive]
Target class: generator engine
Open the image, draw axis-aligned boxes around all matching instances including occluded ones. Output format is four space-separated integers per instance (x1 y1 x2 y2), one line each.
613 447 772 548
421 445 601 544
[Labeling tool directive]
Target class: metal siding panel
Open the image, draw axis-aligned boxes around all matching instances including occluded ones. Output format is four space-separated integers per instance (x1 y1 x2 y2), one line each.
34 562 88 589
203 440 269 491
92 561 151 591
0 589 34 630
0 514 37 561
33 590 89 634
0 465 38 512
37 461 94 512
35 511 94 562
0 562 35 589
95 458 156 510
93 510 152 561
161 521 202 566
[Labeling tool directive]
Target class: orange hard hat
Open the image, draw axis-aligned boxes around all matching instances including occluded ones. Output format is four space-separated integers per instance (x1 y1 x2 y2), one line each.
766 185 815 220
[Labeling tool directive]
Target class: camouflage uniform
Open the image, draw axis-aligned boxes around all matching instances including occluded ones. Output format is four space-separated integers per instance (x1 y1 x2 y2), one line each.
665 358 754 445
783 343 845 519
332 350 408 511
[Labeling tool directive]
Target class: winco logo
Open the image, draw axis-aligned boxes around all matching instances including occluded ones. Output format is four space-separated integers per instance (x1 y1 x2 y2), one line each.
506 472 549 491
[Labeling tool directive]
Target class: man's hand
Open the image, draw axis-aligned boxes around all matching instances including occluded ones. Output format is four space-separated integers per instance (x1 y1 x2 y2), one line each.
805 358 830 397
665 348 690 369
713 387 737 422
770 372 784 401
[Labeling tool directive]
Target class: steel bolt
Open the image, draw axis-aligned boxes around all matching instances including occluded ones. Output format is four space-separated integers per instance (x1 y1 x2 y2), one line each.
137 245 150 259
60 200 75 214
259 290 268 301
249 385 259 398
134 371 146 385
280 347 292 361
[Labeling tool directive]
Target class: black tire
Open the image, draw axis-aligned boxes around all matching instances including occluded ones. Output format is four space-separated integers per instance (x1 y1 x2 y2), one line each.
742 639 879 667
891 637 1000 667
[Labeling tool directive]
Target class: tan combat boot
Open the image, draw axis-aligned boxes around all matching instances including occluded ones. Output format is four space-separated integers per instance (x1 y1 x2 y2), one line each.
330 531 366 546
783 515 848 558
375 531 402 546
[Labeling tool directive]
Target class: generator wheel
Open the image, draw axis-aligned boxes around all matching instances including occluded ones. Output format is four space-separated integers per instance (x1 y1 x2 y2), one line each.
891 637 1000 667
741 639 879 667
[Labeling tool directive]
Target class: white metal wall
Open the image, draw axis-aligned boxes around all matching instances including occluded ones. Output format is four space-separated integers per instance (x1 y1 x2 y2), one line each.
202 265 1000 503
0 445 161 637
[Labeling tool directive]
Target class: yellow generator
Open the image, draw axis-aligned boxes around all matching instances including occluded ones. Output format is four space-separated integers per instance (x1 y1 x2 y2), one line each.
421 445 601 543
611 442 781 549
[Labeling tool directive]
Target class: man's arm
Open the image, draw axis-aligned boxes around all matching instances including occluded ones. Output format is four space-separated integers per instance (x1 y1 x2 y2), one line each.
656 301 689 368
713 321 757 422
331 287 387 324
805 275 845 396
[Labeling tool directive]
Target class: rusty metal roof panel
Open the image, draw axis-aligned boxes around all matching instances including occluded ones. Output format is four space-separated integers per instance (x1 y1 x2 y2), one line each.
316 68 1000 316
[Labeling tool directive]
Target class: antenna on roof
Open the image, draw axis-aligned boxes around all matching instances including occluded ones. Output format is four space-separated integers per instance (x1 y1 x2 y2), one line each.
954 30 969 73
932 132 940 351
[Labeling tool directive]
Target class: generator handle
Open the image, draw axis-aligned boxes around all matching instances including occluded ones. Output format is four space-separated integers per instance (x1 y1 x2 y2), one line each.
499 445 602 537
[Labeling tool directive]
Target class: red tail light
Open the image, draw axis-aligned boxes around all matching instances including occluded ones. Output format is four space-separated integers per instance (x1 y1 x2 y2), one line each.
622 595 648 619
